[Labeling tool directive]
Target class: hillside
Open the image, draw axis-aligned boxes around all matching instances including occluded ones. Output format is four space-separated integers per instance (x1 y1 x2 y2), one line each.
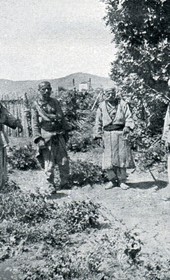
0 73 114 98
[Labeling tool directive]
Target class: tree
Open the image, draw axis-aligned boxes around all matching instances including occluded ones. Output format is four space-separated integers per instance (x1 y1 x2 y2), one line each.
103 0 170 136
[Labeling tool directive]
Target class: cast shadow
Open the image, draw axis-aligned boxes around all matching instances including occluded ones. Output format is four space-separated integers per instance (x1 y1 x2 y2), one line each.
46 192 68 200
128 180 167 190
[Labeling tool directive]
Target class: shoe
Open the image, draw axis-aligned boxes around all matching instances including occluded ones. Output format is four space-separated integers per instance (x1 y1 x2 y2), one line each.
105 180 119 190
60 183 71 190
105 181 114 190
50 189 57 195
161 196 170 202
152 185 159 192
48 184 57 194
120 182 129 190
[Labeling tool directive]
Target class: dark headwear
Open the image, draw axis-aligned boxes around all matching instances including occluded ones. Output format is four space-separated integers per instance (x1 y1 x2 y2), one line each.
38 81 52 91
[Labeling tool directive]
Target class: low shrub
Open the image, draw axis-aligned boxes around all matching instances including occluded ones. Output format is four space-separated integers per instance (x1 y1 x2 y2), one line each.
69 160 107 186
7 144 39 170
67 132 94 152
63 200 100 234
0 180 20 193
0 191 58 223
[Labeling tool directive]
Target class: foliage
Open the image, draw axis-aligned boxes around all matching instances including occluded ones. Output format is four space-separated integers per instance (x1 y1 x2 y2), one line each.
102 0 170 167
0 180 20 193
19 251 85 280
7 144 39 170
87 229 170 280
67 130 94 152
69 159 107 186
0 184 107 280
63 200 100 234
134 136 167 171
53 159 107 188
58 89 99 152
0 190 58 224
25 88 101 153
58 89 95 129
103 0 170 89
7 143 107 186
67 111 96 152
0 181 169 279
103 0 170 127
7 139 106 189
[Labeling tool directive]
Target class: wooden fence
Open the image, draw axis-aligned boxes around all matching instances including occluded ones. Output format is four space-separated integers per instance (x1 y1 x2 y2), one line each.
1 93 31 138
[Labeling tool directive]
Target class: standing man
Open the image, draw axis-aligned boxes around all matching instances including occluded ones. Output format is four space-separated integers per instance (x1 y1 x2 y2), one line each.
0 103 23 188
162 79 170 201
93 88 135 190
32 81 70 193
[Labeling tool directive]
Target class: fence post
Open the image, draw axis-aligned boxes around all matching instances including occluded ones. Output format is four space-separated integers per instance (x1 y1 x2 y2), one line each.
23 93 32 137
1 93 32 139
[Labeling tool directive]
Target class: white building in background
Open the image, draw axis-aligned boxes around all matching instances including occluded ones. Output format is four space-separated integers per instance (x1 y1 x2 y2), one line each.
79 81 88 92
79 78 92 92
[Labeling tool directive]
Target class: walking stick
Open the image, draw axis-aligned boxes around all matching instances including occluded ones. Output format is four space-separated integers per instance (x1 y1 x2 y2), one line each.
91 91 102 111
148 168 157 182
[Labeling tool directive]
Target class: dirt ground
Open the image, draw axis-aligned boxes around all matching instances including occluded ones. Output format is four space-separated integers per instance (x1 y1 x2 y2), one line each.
9 149 170 263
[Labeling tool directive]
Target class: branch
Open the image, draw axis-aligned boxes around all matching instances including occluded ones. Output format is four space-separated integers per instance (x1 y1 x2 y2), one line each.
145 84 170 102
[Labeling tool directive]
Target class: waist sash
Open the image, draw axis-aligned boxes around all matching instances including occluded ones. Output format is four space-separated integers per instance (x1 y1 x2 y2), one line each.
104 124 124 131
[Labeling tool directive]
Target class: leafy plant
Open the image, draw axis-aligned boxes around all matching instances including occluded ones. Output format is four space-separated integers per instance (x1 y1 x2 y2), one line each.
0 191 58 223
7 144 39 170
0 180 20 193
69 159 107 186
63 200 100 234
134 135 167 171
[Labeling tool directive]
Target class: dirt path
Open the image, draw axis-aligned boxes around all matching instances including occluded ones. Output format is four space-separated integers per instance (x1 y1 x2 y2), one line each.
10 154 170 262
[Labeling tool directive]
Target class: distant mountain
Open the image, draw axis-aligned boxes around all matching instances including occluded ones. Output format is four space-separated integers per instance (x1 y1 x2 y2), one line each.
0 72 115 99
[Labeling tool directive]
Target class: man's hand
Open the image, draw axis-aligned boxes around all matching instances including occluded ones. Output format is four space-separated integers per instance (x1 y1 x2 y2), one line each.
16 119 23 133
165 141 170 153
123 126 130 136
93 137 104 147
38 139 46 149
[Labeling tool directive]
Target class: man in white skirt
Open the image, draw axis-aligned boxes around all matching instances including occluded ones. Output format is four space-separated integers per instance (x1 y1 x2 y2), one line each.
93 88 135 190
162 79 170 201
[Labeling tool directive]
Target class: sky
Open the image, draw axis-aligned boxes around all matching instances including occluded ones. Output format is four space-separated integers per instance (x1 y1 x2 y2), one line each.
0 0 116 81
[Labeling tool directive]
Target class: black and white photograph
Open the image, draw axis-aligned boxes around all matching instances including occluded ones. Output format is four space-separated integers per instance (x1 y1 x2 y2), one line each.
0 0 169 279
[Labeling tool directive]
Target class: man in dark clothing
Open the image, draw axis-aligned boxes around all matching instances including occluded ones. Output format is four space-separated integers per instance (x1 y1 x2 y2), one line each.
32 81 70 193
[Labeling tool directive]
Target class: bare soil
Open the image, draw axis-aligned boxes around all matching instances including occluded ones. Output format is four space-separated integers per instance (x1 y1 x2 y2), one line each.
1 142 170 279
9 149 170 259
